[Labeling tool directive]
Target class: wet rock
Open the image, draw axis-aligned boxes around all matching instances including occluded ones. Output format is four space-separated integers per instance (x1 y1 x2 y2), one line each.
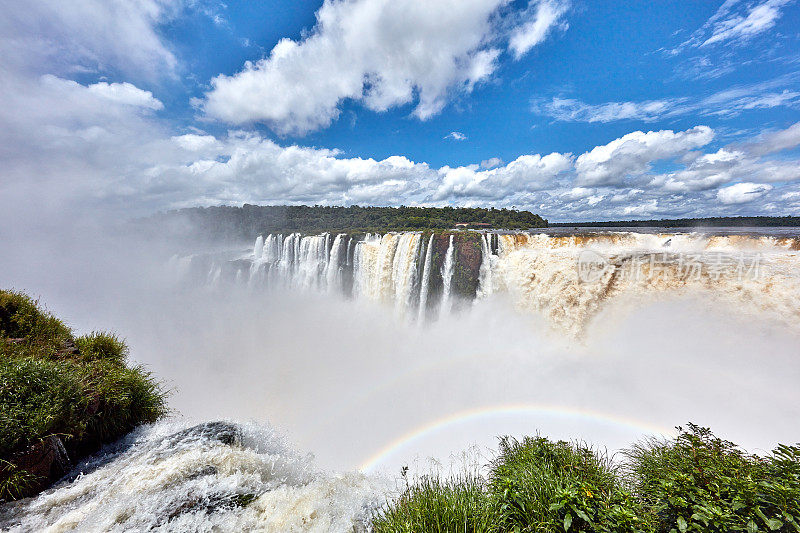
165 491 258 523
452 233 482 301
3 436 71 498
168 422 242 447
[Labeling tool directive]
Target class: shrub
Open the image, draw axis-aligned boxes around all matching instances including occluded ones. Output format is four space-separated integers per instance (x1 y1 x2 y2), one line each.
625 423 800 533
489 436 650 533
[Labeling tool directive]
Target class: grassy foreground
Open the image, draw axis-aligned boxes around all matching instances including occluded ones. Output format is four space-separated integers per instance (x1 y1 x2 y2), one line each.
0 290 167 501
373 426 800 533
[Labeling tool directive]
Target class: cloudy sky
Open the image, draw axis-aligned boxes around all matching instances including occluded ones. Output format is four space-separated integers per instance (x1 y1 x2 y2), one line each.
1 0 800 223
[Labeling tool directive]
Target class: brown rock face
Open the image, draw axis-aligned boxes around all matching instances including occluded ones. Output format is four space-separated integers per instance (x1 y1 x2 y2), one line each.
5 436 72 497
451 233 482 302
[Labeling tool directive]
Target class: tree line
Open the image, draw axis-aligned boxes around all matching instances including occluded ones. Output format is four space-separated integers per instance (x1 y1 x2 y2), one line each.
140 204 548 240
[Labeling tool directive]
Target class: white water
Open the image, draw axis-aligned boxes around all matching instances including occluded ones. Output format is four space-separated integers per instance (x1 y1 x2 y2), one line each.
0 422 387 532
417 234 434 322
439 235 456 317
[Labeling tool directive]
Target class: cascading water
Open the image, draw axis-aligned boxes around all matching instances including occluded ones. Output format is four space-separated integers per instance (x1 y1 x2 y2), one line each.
417 234 435 322
0 421 387 532
439 235 456 316
176 230 800 335
477 233 494 299
325 234 346 290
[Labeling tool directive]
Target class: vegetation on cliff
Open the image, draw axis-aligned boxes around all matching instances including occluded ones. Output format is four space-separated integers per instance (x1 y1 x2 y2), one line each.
141 204 547 241
0 290 167 501
372 424 800 533
551 216 800 228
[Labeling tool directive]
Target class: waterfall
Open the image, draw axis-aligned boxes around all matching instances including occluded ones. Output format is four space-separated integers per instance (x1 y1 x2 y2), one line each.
477 233 493 298
252 235 264 261
440 235 455 316
417 234 435 322
325 234 346 290
391 233 422 316
184 230 800 335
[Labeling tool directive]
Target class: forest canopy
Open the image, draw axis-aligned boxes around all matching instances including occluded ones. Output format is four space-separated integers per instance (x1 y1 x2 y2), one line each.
141 204 548 240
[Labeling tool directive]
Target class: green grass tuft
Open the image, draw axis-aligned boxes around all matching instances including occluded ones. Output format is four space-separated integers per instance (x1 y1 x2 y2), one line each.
372 473 497 533
75 332 129 363
489 436 648 533
0 290 73 357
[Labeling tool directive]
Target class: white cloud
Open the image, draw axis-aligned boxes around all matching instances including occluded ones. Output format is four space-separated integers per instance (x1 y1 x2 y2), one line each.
561 187 594 200
87 82 164 110
172 134 220 151
480 157 504 169
508 0 568 59
0 0 180 79
574 126 714 186
533 97 677 123
432 152 572 201
533 78 800 123
717 182 773 204
445 131 468 141
745 121 800 155
669 0 795 53
701 0 793 47
202 0 567 135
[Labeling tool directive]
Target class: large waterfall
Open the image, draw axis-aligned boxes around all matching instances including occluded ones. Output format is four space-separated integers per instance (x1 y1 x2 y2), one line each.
176 230 800 335
6 228 800 533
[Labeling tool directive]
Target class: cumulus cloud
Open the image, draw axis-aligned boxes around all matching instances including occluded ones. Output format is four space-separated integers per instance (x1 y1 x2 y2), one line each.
480 157 504 169
717 182 773 204
87 82 164 110
1 0 798 227
433 152 572 201
574 126 714 186
202 0 567 135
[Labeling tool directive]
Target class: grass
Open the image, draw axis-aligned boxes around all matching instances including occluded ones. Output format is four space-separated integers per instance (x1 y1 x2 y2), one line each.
372 473 497 533
0 289 167 501
373 428 800 533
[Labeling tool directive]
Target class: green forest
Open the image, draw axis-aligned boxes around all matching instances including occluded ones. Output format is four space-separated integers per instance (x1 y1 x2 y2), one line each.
141 204 548 240
552 216 800 228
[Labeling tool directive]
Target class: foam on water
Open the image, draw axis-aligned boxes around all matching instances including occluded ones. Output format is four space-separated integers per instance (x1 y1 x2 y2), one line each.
0 421 388 533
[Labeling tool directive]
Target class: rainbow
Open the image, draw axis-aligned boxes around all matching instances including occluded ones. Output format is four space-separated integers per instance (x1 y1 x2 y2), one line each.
359 404 674 471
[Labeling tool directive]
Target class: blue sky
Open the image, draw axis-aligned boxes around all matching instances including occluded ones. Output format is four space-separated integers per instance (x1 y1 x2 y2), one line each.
1 0 800 222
